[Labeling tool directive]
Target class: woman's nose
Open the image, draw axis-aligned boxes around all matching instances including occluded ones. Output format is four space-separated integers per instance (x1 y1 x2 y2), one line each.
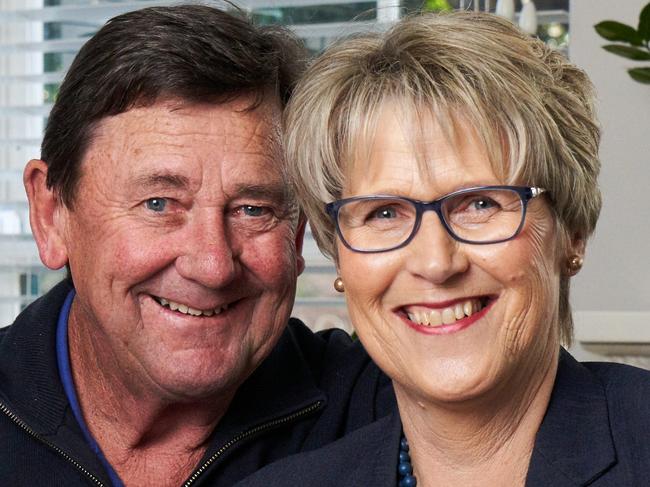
403 212 469 284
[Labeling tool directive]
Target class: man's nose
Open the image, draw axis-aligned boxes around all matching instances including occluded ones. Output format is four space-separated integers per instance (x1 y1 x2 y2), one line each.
403 211 469 284
175 212 239 288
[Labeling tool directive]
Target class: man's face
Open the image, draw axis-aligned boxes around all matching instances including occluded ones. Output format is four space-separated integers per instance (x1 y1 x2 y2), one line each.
59 97 304 400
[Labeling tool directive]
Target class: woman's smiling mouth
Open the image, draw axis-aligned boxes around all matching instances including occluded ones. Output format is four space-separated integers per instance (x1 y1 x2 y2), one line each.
400 297 493 334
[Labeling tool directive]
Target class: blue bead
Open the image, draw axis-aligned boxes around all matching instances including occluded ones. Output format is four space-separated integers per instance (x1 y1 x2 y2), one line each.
399 475 417 487
398 435 416 486
398 461 413 475
400 437 409 451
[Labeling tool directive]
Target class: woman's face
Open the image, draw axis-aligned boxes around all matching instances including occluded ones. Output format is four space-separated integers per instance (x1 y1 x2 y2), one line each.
337 106 563 405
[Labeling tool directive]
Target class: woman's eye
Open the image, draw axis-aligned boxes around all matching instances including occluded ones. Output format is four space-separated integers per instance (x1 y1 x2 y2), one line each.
144 198 167 212
471 198 498 211
372 207 398 219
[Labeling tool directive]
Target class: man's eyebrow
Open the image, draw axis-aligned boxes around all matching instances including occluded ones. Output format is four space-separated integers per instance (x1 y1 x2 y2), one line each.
132 172 191 190
232 184 291 203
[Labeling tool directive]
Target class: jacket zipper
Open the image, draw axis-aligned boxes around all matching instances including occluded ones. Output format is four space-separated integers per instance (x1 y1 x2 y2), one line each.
0 400 105 486
2 398 323 487
183 400 324 486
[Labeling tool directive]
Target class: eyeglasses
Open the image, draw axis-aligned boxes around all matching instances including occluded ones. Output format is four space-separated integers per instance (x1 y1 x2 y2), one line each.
325 185 546 253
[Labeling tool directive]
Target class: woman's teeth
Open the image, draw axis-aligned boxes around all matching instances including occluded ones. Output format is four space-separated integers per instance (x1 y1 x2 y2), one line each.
406 299 485 327
156 297 228 317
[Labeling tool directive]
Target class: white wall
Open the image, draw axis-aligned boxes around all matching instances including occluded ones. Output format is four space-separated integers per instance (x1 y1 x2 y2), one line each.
570 0 650 313
569 0 650 362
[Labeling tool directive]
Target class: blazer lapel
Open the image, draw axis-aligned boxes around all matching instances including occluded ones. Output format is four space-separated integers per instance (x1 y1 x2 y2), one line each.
526 349 616 486
363 412 402 486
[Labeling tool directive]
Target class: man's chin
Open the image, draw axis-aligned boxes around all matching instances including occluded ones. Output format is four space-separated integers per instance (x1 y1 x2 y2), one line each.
144 354 256 403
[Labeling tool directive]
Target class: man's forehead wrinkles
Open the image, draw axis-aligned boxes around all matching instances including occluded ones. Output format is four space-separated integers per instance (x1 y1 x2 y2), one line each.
222 137 279 162
229 106 280 148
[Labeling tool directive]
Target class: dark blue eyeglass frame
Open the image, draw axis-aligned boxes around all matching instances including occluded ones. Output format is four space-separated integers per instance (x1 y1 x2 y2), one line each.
325 185 547 253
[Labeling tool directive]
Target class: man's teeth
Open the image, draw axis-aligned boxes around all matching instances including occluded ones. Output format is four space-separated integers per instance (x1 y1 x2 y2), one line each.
406 299 485 327
158 298 228 317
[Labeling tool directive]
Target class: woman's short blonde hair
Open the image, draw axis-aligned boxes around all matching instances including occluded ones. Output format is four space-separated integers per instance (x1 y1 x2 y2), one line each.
284 12 601 344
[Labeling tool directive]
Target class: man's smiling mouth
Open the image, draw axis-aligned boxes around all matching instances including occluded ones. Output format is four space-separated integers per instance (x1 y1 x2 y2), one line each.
152 296 230 317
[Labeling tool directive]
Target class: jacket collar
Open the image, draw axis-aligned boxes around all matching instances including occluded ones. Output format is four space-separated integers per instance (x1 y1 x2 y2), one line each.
0 279 107 480
0 280 326 482
199 320 326 453
525 348 616 486
0 279 74 434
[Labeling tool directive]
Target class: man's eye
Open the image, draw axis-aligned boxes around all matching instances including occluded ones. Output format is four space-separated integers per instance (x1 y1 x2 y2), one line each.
231 205 280 233
242 205 267 217
144 198 167 212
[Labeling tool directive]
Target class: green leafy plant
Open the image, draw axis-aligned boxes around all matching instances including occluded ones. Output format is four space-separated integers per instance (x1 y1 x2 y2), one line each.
424 0 451 11
594 2 650 84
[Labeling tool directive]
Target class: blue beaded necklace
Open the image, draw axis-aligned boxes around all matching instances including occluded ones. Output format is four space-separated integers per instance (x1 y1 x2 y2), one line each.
398 435 417 486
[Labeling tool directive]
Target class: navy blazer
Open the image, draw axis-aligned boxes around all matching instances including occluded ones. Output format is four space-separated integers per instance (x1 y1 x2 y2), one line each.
237 350 650 486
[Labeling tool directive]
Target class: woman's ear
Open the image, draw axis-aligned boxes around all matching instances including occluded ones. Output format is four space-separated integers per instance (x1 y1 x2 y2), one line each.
564 232 586 276
23 159 69 270
567 232 586 260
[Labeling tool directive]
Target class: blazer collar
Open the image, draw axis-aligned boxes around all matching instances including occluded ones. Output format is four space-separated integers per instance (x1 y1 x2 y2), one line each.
352 350 616 487
525 349 616 486
360 350 616 487
340 411 401 486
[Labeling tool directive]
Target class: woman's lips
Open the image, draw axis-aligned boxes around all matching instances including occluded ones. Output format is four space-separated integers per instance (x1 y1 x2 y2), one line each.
400 297 493 335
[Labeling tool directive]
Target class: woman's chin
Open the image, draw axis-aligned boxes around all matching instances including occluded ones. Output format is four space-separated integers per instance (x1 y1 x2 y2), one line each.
393 366 502 408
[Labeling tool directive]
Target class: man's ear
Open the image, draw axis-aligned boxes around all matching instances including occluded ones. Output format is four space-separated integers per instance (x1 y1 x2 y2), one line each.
23 159 69 270
295 214 307 276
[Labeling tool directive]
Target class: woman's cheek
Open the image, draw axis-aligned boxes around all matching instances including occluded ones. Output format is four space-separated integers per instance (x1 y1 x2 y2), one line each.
500 237 560 360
